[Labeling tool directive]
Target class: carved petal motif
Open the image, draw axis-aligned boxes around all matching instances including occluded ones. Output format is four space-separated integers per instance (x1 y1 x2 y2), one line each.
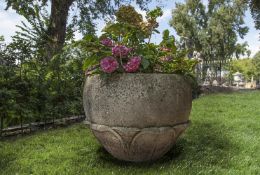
91 122 189 162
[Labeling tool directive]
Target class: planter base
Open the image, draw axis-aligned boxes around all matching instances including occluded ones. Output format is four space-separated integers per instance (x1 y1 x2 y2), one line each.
91 121 190 162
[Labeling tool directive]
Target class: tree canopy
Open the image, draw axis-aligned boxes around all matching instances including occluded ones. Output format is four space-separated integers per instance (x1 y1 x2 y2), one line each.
228 51 260 82
5 0 152 59
249 0 260 35
170 0 249 82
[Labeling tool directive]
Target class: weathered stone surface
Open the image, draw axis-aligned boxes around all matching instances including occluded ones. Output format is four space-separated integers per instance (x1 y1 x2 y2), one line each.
83 73 192 162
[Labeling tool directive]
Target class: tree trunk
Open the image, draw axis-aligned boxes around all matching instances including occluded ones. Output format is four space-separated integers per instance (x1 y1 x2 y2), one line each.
46 0 75 59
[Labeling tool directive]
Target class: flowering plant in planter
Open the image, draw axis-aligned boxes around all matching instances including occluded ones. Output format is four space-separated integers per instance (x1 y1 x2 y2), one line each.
80 6 198 162
77 5 198 76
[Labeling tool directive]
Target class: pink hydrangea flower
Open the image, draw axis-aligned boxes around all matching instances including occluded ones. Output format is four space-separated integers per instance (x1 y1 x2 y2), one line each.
101 38 113 47
124 56 141 73
100 57 119 73
112 45 132 57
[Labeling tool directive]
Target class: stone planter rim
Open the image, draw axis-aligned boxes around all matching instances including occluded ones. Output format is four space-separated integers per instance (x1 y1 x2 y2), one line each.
86 73 192 84
86 72 188 76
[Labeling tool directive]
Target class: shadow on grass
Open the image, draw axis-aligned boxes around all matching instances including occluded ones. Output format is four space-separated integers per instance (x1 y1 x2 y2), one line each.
0 150 17 171
96 142 184 167
95 121 238 169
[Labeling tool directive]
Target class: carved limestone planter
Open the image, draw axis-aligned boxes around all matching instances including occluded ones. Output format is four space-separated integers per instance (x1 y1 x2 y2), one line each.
83 73 192 162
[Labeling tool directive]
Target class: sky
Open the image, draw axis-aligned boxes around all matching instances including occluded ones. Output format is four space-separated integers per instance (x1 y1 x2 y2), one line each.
0 0 259 56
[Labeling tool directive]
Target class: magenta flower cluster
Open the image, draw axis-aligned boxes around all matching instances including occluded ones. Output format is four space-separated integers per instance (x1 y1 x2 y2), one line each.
112 45 132 57
100 57 119 73
124 56 141 73
101 38 113 47
99 38 141 73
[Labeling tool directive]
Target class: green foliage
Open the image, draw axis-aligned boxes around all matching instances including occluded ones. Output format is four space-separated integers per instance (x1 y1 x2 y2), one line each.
0 36 4 42
228 53 260 82
0 37 84 128
160 29 177 52
102 5 153 46
146 6 163 19
252 51 260 80
78 6 198 75
229 58 257 81
115 5 143 26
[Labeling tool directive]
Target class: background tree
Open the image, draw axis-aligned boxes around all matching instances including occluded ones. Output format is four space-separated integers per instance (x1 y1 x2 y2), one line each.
229 58 256 81
0 36 17 134
252 51 260 82
5 0 152 59
249 0 260 35
170 0 249 84
0 34 86 130
228 51 260 84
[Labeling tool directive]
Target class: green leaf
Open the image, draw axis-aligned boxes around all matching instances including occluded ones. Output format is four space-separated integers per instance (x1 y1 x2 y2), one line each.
141 58 150 69
162 29 170 40
83 34 97 42
83 57 99 71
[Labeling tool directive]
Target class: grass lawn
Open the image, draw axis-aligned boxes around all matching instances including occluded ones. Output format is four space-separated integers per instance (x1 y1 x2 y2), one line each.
0 91 260 175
